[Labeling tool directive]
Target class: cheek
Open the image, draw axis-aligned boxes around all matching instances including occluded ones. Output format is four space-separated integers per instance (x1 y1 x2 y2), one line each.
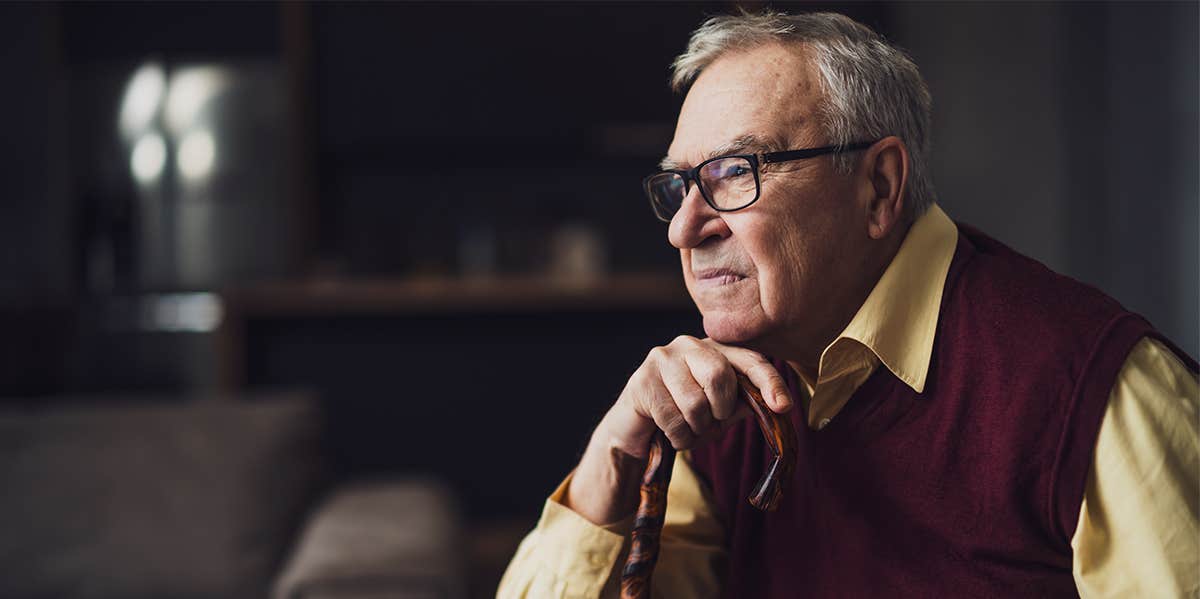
738 218 803 307
748 201 843 315
757 231 812 309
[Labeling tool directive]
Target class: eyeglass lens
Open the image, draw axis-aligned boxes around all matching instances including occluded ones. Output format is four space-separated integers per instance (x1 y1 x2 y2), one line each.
699 157 757 209
647 173 686 221
648 157 758 220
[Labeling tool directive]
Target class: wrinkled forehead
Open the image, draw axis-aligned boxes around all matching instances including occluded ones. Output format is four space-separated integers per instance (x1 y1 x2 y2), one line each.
666 43 823 169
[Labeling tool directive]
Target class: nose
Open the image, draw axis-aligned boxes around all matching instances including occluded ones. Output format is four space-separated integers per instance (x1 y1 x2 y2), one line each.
668 185 731 249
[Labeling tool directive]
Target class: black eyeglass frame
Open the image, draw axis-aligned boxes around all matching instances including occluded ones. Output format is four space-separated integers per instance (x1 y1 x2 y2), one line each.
643 140 878 222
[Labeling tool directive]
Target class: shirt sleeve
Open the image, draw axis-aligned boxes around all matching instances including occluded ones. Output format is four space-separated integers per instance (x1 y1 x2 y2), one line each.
496 451 727 599
1071 337 1200 598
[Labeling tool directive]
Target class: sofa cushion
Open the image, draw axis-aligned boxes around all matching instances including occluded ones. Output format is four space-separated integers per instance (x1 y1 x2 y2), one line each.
0 391 326 599
272 480 465 599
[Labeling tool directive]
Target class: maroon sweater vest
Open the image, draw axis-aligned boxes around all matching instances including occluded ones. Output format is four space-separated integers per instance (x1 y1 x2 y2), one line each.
688 224 1198 598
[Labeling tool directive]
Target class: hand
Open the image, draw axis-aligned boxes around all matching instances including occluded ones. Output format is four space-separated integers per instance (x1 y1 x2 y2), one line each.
605 335 794 459
565 335 793 525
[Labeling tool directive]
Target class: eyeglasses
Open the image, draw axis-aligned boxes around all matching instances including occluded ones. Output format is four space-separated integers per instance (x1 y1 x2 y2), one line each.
642 141 877 222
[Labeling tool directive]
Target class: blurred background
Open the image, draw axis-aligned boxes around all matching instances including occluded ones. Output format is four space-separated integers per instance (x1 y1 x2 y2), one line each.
0 1 1195 597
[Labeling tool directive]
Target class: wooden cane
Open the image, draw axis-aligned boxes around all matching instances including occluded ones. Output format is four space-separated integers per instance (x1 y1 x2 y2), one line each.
619 374 798 598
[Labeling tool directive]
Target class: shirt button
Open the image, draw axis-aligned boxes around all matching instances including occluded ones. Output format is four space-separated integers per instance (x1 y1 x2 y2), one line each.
818 418 832 430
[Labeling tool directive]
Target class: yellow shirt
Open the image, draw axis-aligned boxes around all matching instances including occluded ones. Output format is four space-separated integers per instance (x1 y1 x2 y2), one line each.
498 205 1200 598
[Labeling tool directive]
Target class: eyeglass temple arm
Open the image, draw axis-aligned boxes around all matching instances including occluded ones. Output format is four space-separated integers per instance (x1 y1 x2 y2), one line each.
762 140 877 164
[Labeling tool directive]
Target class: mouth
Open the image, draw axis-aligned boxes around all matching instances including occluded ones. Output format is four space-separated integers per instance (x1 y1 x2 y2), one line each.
692 268 748 288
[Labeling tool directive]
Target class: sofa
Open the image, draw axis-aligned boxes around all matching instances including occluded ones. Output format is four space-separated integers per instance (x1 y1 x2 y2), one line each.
0 391 466 599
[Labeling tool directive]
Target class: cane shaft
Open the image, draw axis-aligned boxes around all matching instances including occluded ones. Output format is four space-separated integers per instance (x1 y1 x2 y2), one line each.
619 431 675 599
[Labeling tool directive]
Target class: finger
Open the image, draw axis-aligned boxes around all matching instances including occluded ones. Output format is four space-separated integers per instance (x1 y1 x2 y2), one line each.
713 343 794 413
640 372 698 450
681 346 738 422
657 354 716 439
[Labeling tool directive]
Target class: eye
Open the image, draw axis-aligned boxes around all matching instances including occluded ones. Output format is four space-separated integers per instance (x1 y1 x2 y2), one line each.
699 157 755 185
717 162 751 179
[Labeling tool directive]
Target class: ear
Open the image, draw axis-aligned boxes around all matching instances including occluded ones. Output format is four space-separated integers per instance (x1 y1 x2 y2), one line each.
859 136 909 240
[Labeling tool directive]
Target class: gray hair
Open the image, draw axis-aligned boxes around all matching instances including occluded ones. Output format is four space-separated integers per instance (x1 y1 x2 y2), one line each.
671 11 935 218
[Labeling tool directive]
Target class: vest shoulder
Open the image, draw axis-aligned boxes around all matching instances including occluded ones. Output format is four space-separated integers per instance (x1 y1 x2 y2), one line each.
949 223 1133 339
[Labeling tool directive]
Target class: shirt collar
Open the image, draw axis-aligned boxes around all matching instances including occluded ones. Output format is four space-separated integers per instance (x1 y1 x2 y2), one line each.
825 203 958 393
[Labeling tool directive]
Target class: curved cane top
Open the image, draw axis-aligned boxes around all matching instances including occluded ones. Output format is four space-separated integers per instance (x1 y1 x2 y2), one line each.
737 373 798 511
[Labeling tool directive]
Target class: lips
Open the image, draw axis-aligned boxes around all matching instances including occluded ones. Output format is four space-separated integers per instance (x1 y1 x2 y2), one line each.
693 267 747 287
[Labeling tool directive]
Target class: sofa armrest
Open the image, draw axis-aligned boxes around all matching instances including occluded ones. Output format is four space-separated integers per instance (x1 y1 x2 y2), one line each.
272 479 466 599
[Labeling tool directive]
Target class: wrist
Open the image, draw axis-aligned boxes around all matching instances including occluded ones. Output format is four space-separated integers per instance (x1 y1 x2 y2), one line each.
566 418 646 526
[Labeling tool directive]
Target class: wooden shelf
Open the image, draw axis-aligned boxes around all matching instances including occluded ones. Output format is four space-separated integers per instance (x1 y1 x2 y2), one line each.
221 272 693 316
215 272 696 390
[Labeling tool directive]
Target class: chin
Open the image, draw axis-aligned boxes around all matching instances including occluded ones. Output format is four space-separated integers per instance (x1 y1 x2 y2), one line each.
700 311 766 346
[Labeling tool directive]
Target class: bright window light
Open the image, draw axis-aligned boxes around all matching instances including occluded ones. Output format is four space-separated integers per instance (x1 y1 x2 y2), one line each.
130 132 167 184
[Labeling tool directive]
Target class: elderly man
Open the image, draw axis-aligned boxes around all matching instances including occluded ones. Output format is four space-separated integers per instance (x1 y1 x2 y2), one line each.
500 11 1197 598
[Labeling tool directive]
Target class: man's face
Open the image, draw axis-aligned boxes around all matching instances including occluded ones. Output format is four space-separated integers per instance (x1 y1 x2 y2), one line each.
666 43 870 353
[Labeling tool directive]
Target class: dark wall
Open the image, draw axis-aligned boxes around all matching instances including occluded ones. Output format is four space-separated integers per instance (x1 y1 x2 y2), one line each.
1 2 70 305
308 2 889 277
308 1 694 275
892 1 1199 356
0 3 71 396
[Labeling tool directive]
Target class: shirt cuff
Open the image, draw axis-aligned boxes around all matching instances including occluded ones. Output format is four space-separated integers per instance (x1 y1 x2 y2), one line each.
530 472 629 596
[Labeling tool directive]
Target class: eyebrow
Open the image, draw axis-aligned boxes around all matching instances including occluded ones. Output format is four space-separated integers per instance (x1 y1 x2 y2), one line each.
658 134 775 171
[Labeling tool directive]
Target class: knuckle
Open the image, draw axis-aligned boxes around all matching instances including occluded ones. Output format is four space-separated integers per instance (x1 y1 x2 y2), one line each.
625 371 662 415
625 367 651 396
703 359 737 393
645 345 669 363
673 386 702 410
668 335 701 350
690 359 736 418
690 359 722 390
